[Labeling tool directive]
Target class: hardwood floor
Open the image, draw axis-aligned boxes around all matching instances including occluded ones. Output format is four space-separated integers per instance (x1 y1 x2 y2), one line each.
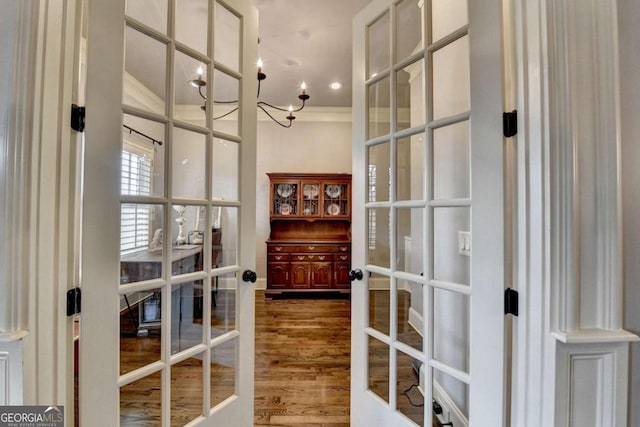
254 291 352 426
106 289 433 426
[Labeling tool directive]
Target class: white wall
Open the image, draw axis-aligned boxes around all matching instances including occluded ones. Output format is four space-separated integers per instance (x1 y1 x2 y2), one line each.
619 1 640 425
255 116 352 279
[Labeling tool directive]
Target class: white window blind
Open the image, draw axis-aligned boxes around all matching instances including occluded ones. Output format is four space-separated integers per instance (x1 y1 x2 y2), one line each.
121 148 152 254
368 164 377 249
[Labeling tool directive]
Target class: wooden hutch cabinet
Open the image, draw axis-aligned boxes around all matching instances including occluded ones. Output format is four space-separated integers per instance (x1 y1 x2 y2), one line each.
266 172 352 299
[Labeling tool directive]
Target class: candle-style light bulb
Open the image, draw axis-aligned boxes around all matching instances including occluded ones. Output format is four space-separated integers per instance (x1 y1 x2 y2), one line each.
257 58 266 81
196 65 204 77
288 105 293 113
300 81 307 93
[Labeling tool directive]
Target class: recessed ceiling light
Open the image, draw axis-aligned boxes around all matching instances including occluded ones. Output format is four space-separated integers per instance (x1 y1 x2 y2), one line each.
330 82 342 90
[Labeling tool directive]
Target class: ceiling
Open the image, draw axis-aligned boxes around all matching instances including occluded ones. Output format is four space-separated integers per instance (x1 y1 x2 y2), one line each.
124 0 374 109
253 0 372 107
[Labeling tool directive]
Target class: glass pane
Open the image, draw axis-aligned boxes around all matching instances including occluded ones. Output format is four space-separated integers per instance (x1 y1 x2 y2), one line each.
124 26 167 115
301 183 321 216
211 272 236 339
396 59 425 132
431 0 468 42
211 338 237 408
397 284 423 351
433 368 470 425
367 10 390 77
120 371 162 425
126 0 167 34
170 205 206 262
396 135 425 201
396 207 425 274
323 183 349 216
175 51 207 123
432 36 470 120
396 350 424 425
122 114 165 197
212 137 239 201
175 0 208 55
433 207 470 285
171 282 204 354
171 356 204 426
396 0 423 61
172 127 206 199
214 2 241 72
212 68 240 136
433 121 470 199
368 335 390 402
215 207 238 268
367 208 390 268
368 77 390 139
119 289 162 375
433 287 470 373
273 182 299 216
368 142 390 202
120 204 164 282
368 273 390 335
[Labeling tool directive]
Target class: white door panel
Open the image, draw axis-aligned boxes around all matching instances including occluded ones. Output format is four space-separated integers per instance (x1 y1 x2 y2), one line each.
352 0 505 425
82 0 257 425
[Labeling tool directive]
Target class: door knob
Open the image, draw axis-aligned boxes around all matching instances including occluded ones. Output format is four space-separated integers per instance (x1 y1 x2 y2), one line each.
242 270 257 283
349 269 364 281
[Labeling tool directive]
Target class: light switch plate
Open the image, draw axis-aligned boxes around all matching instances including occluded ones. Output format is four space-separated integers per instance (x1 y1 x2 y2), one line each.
458 231 471 256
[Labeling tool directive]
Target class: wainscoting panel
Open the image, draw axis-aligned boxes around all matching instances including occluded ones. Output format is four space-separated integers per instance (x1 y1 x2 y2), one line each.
0 341 23 405
555 342 628 426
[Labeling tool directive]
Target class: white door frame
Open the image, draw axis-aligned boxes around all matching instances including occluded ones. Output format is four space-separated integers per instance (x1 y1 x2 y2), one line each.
351 0 506 425
81 0 257 424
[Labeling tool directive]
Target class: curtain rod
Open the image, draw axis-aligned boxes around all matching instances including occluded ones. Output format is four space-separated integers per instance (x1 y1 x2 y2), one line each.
123 124 163 146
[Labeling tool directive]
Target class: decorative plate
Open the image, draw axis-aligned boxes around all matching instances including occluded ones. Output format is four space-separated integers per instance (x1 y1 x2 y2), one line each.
280 203 291 215
325 184 341 199
303 207 312 215
327 203 340 216
276 184 293 198
303 184 319 199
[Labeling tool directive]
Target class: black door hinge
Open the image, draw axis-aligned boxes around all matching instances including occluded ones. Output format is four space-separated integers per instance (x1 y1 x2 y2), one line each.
66 287 81 316
503 110 517 137
71 104 85 132
504 288 518 316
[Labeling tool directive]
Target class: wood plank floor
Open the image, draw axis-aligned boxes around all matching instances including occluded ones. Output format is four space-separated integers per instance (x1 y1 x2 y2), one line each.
254 291 352 426
104 289 436 426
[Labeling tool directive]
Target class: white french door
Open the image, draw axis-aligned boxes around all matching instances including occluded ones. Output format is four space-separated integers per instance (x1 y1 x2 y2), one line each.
80 0 257 425
351 0 506 426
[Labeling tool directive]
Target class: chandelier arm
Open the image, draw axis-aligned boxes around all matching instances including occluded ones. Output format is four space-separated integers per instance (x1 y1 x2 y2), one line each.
197 86 207 100
213 99 239 104
257 79 262 98
257 101 288 112
212 106 239 120
292 99 307 112
257 104 293 128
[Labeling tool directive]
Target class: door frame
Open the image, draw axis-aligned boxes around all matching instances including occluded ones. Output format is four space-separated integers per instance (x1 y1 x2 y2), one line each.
351 0 507 425
80 0 258 424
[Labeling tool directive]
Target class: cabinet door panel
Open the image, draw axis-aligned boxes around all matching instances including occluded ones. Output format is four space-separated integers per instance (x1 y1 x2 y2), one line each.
334 262 351 289
311 262 332 289
291 262 310 288
268 263 289 289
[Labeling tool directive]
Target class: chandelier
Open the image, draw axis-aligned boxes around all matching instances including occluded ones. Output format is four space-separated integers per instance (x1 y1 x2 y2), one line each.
188 59 310 128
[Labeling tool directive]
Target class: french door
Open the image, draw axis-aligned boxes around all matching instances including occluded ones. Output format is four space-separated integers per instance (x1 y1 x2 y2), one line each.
351 0 506 426
80 0 257 425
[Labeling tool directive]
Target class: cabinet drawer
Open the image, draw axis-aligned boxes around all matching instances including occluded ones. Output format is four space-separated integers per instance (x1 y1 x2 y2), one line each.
268 254 290 262
267 244 295 253
291 253 332 261
333 253 350 261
